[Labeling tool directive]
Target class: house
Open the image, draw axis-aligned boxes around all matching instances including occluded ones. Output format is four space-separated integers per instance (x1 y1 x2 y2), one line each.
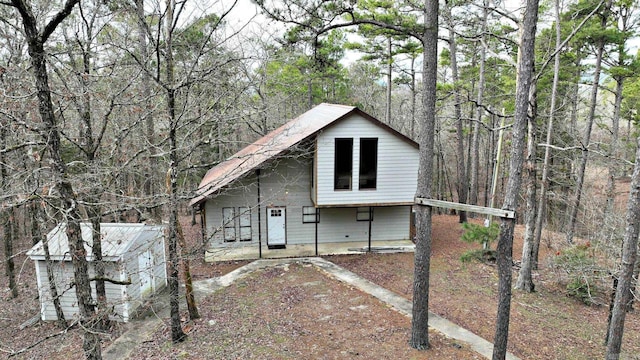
190 103 419 259
27 223 166 322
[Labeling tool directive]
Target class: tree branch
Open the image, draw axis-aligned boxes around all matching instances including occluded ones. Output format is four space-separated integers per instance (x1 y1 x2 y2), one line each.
41 0 81 42
7 320 79 358
89 276 132 286
534 0 605 82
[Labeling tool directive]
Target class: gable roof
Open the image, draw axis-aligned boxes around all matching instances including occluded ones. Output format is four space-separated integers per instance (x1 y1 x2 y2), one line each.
27 223 165 262
190 103 417 207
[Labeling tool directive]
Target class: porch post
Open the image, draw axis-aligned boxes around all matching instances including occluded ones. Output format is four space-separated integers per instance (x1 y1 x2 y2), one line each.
368 206 373 252
315 208 319 256
257 169 262 259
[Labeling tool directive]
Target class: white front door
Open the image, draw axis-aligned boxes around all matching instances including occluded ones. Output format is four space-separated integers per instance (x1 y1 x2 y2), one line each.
267 207 286 246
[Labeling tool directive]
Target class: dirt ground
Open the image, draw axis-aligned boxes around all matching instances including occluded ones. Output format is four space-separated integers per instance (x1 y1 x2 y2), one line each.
330 215 640 360
1 214 639 359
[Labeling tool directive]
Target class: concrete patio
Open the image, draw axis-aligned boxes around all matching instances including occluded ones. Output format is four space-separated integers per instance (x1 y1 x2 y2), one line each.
204 239 415 262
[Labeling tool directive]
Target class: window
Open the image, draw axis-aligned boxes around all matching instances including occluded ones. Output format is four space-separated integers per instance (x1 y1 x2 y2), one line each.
238 207 251 241
356 207 373 221
334 138 353 190
222 207 236 242
359 138 378 189
302 206 320 223
223 207 252 242
270 209 282 217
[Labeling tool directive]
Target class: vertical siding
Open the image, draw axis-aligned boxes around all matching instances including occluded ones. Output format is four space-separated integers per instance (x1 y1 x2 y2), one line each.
34 229 166 322
153 234 168 291
36 261 128 322
315 114 419 206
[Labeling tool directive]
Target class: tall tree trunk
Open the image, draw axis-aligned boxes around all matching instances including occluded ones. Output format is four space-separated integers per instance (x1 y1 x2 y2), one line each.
409 0 438 349
0 123 17 299
493 0 539 358
566 0 611 243
410 57 416 139
604 74 623 215
533 0 563 270
76 16 109 329
11 1 101 358
605 134 640 360
165 0 187 343
31 200 68 328
88 206 109 330
631 254 639 308
445 2 467 223
516 86 537 292
135 0 159 220
469 1 487 209
385 37 392 124
2 208 17 299
177 221 199 320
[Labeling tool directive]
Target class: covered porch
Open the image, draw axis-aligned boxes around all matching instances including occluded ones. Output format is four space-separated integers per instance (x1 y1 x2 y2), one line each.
204 239 415 262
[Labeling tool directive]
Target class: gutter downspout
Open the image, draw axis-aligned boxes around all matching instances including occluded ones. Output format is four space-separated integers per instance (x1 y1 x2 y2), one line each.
198 204 206 247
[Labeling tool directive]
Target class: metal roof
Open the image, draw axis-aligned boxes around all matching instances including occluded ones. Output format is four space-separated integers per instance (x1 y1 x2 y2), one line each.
189 103 354 206
27 223 165 262
190 103 418 207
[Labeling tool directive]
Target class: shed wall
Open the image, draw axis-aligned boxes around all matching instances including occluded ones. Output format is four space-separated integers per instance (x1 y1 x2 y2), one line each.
36 261 125 322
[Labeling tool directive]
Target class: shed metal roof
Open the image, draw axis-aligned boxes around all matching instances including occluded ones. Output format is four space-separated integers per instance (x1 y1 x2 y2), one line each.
27 223 165 262
190 103 417 206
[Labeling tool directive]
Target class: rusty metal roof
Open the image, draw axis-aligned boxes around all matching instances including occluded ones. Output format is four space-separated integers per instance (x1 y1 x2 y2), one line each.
189 103 417 207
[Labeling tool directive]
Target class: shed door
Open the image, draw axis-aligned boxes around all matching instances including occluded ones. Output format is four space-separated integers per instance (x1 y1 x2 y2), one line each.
267 207 286 246
139 250 154 297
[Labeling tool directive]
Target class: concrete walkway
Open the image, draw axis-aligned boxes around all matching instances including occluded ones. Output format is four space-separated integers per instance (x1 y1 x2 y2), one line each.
104 257 520 360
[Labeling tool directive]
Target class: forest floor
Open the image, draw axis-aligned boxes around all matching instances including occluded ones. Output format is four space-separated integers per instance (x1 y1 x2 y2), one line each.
1 214 639 359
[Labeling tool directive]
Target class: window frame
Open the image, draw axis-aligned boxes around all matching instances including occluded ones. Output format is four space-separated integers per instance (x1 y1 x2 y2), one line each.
358 138 378 190
302 206 320 224
334 138 353 190
238 206 252 241
222 207 236 242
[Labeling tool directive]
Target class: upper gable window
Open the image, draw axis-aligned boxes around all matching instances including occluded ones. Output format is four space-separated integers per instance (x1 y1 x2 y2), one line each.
359 138 378 189
334 138 353 190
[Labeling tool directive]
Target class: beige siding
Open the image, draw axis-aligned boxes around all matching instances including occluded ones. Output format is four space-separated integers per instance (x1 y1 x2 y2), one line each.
316 206 411 243
204 155 317 246
315 113 418 206
203 137 413 248
204 175 260 245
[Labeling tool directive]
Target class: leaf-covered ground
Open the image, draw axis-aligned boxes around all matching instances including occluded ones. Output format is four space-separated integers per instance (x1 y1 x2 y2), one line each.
130 262 479 359
330 215 640 360
2 214 639 359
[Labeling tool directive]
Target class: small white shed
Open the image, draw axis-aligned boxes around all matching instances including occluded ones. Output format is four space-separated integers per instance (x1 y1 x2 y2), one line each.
27 223 167 322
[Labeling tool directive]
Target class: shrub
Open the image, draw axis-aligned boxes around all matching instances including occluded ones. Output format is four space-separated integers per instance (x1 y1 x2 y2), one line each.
550 243 605 305
459 221 499 263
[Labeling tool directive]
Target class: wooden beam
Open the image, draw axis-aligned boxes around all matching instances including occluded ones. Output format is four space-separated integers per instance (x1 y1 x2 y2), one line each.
414 198 515 219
